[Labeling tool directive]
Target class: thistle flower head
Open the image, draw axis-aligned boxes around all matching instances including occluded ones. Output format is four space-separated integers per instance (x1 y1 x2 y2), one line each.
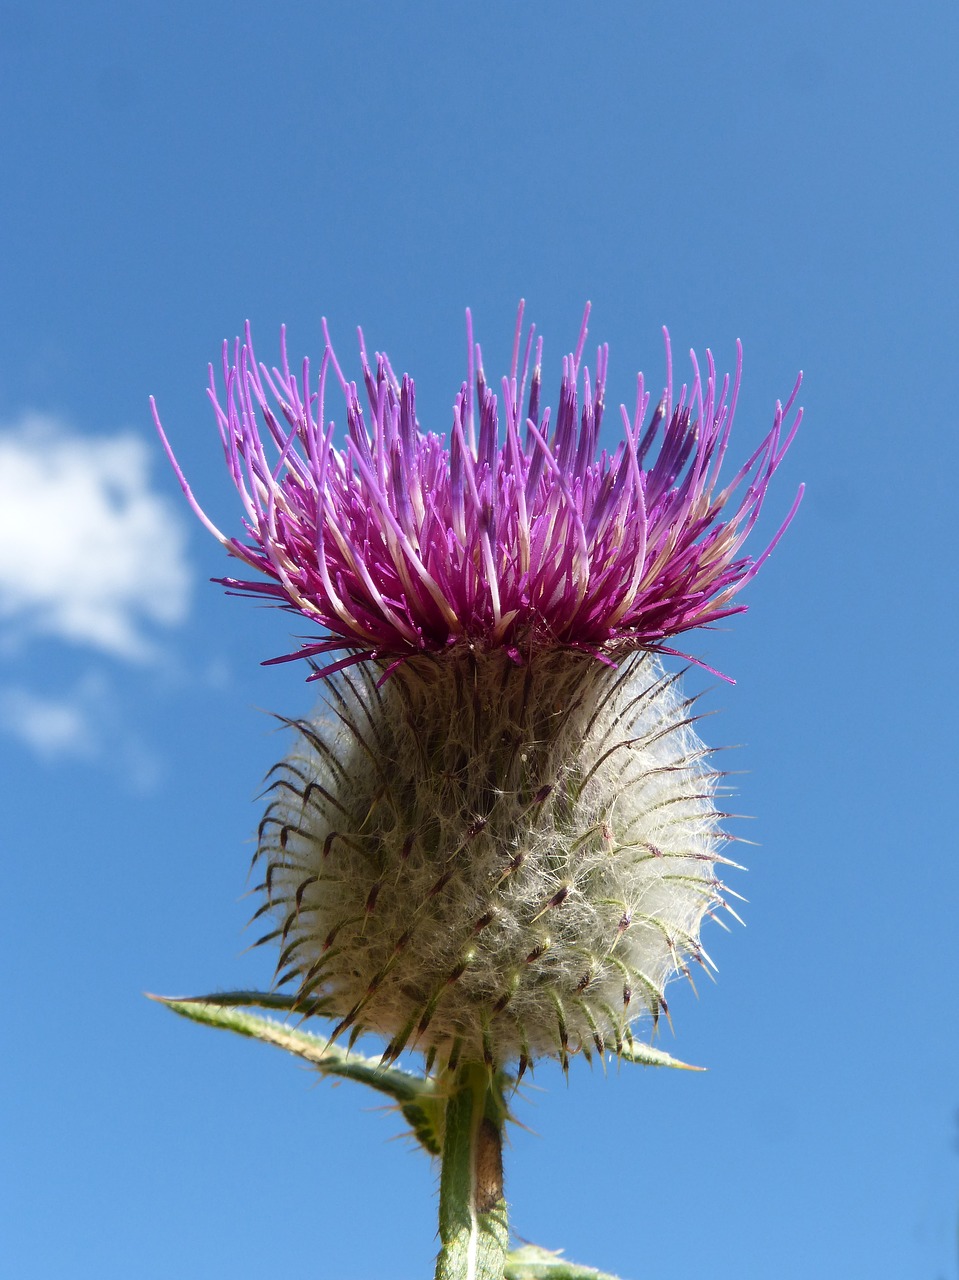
154 304 801 677
154 307 801 1072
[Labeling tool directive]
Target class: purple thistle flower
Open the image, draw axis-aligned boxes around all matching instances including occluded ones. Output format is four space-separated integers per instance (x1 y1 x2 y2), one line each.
152 303 802 679
151 306 803 1071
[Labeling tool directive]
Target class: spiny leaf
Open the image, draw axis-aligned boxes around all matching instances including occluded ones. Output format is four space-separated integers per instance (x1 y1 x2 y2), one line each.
505 1244 624 1280
155 989 332 1017
619 1039 705 1071
149 993 443 1154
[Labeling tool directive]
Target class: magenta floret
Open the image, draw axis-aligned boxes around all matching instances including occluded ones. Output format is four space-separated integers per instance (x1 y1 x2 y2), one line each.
152 304 802 677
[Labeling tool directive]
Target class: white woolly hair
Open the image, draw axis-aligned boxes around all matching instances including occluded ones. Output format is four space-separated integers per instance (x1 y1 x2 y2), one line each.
255 647 734 1071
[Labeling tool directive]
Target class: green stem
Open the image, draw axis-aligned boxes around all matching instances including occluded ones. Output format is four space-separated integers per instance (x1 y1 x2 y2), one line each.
434 1062 509 1280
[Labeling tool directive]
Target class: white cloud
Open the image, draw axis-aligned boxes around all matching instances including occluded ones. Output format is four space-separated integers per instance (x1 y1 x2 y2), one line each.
0 413 193 659
0 684 94 760
0 675 163 790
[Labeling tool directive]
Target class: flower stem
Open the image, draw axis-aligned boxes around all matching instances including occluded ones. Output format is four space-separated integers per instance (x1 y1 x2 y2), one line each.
434 1062 509 1280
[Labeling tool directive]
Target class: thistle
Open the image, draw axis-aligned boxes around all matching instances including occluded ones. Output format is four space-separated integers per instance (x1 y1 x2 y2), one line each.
152 304 802 1280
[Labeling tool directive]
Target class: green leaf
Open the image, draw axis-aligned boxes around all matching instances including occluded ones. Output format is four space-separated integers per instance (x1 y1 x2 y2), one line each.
619 1039 705 1071
149 993 443 1154
150 989 334 1017
504 1244 624 1280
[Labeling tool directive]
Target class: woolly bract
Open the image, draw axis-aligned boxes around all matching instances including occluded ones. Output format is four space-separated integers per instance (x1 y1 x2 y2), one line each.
257 648 734 1070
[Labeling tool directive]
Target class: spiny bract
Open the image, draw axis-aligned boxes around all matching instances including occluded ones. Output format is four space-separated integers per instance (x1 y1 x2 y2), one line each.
258 647 736 1071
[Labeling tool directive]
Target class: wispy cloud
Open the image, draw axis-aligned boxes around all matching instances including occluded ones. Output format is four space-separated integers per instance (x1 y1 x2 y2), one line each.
0 675 163 790
0 684 94 760
0 413 192 660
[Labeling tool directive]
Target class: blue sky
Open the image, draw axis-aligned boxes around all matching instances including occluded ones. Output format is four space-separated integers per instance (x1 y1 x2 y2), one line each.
2 2 957 1277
